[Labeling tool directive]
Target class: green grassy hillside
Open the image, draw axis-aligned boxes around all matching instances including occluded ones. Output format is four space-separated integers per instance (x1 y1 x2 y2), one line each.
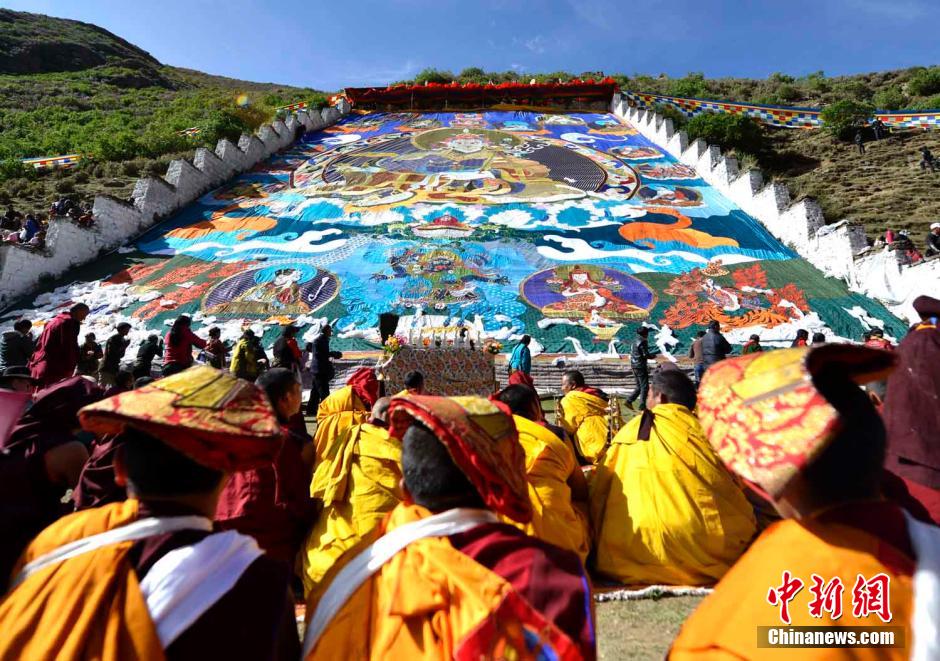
0 9 327 214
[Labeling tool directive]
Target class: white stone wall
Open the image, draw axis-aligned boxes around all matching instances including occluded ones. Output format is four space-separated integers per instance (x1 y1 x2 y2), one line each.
611 93 940 324
0 103 351 308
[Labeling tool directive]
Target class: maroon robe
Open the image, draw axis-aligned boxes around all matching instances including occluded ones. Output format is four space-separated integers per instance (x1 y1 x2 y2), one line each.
131 501 299 660
27 311 82 387
215 425 317 566
883 317 940 490
450 522 596 660
0 377 103 586
73 434 126 511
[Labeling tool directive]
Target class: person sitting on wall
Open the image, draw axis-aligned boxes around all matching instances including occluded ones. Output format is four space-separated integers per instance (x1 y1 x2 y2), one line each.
19 214 40 243
926 223 940 258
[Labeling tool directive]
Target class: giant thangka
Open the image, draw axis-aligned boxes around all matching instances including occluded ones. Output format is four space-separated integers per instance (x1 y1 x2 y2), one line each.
6 111 906 357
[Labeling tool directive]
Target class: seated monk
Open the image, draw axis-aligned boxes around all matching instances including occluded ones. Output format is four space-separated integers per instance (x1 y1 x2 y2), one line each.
303 395 596 660
216 368 317 567
495 384 591 563
558 369 609 463
313 367 380 460
0 366 299 659
670 345 935 660
590 370 756 586
395 370 425 397
301 397 401 593
0 377 103 588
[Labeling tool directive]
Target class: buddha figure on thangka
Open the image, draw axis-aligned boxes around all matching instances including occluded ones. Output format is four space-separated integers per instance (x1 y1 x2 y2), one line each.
292 125 638 210
661 263 810 330
371 247 509 310
521 265 656 340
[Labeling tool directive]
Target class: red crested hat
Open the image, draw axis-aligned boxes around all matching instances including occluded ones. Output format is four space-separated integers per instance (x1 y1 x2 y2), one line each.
388 394 531 523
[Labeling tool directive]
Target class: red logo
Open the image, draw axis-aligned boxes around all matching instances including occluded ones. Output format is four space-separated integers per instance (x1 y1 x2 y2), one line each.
767 571 804 625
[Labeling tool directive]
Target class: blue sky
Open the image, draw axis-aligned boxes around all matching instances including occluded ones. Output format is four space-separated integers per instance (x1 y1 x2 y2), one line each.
4 0 939 91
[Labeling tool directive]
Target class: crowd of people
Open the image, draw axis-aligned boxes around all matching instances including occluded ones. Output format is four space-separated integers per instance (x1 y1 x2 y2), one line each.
0 295 937 659
1 199 94 252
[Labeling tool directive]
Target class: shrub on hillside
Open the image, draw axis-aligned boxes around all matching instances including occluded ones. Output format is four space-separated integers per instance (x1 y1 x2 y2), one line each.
669 73 707 98
906 67 940 97
820 99 874 139
912 94 940 110
198 110 251 146
872 87 906 110
413 68 455 85
652 103 688 129
684 112 765 154
0 158 34 181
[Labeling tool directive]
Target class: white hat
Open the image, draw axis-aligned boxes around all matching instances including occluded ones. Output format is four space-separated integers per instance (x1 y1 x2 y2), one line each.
932 222 940 230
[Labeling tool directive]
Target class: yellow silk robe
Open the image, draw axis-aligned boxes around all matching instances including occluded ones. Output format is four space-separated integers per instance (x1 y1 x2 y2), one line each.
589 403 756 586
558 390 609 463
0 500 165 660
304 504 579 661
670 510 914 659
510 415 590 563
313 385 369 460
302 422 402 594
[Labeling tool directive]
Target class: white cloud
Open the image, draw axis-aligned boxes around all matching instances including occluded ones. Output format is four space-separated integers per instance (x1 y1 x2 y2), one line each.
525 35 547 54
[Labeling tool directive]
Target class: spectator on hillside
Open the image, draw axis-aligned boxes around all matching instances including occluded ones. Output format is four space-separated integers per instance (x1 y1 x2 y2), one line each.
854 130 865 155
272 325 302 373
98 322 132 387
625 327 652 411
0 319 34 371
688 330 707 383
926 223 940 258
791 328 810 348
741 334 763 354
872 118 886 140
230 328 265 381
132 334 161 379
811 332 827 345
920 146 937 173
885 228 896 245
20 215 39 243
76 332 103 377
162 315 206 377
1 207 20 231
203 326 227 369
102 369 134 398
307 323 342 416
27 228 45 250
702 320 732 369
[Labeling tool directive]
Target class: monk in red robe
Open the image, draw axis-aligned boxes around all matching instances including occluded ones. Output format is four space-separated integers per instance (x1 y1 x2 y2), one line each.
670 345 939 660
882 295 940 523
0 376 103 588
216 368 317 567
303 394 596 660
27 303 88 387
0 366 299 660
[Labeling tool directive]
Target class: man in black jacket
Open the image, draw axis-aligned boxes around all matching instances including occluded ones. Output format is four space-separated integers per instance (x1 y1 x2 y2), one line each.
132 334 161 380
701 320 732 369
99 322 131 387
306 323 342 415
0 319 34 371
625 326 652 410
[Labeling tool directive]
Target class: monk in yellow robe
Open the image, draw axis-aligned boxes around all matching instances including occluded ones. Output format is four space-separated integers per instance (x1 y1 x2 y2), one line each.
558 369 610 462
313 367 379 459
0 366 298 659
394 369 426 397
670 345 932 660
303 394 597 660
302 397 402 593
495 384 591 563
590 369 755 586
